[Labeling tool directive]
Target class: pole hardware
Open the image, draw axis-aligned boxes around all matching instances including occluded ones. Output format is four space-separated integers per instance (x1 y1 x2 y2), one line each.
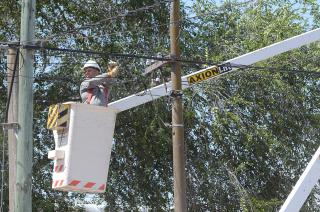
161 122 184 128
172 124 184 127
169 90 183 98
0 123 20 131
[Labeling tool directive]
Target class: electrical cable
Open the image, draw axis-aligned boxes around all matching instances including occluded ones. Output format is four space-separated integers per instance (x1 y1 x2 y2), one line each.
2 59 320 105
31 0 173 44
0 3 206 48
2 62 320 86
6 42 316 72
5 49 19 122
2 62 319 117
36 1 244 44
75 0 172 30
20 44 218 66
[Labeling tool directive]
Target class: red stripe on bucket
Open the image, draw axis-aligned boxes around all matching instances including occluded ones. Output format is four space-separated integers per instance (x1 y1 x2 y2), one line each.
58 165 63 172
84 182 96 188
69 180 80 186
98 184 106 190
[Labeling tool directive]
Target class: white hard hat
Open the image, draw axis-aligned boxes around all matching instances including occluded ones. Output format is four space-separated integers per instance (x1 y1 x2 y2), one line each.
83 60 101 72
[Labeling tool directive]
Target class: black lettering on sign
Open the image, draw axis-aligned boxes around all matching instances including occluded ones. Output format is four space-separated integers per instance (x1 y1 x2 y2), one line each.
205 71 212 78
218 62 232 73
201 72 205 80
187 66 220 85
189 77 196 84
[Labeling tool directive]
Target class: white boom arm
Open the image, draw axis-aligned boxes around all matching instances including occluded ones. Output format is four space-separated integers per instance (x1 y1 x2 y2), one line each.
108 28 320 210
109 28 320 112
279 146 320 212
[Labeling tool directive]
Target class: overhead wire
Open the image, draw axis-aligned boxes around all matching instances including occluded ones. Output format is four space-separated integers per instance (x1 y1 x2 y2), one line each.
0 2 317 208
2 62 320 84
5 50 19 123
74 0 172 30
2 47 320 100
38 0 246 44
0 1 174 55
28 45 217 64
39 0 173 43
3 62 320 111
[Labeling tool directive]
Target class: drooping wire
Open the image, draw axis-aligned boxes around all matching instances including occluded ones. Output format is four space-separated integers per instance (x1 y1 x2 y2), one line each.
5 49 19 122
75 0 172 30
39 0 248 44
2 61 320 87
18 44 218 66
3 55 320 105
41 0 173 43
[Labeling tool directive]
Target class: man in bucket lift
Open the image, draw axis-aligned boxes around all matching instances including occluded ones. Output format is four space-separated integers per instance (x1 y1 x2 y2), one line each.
80 60 119 106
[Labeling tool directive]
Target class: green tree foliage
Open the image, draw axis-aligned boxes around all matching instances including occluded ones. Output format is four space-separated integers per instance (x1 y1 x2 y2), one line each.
182 0 320 211
0 0 320 211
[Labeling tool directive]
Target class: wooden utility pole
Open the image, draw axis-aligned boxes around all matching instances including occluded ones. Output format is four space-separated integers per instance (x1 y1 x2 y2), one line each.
170 0 187 211
17 0 36 211
7 48 19 212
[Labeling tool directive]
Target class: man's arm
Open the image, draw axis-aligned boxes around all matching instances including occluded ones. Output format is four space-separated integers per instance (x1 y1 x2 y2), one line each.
81 73 116 90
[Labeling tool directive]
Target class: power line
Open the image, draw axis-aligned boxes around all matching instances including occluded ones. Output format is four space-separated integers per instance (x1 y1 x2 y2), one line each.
39 18 196 46
35 0 173 43
5 50 19 122
75 1 172 30
40 1 247 44
0 2 173 53
16 44 219 66
2 63 320 88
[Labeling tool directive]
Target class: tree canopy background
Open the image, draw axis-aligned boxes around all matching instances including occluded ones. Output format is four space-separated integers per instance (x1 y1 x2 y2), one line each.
0 0 320 211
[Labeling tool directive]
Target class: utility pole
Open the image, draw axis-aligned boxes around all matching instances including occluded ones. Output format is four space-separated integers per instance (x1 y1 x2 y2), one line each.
170 0 187 211
7 48 19 212
17 0 36 211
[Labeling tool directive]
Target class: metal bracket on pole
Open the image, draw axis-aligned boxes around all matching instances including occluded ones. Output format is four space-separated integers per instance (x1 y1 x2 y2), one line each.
171 124 184 128
169 90 183 98
0 123 20 131
162 122 184 128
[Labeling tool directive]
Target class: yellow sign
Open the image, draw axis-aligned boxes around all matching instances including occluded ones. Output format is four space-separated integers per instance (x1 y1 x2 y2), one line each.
47 104 70 130
187 66 220 85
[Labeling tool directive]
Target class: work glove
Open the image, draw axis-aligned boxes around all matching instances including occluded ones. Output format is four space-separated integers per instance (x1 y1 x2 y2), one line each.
107 60 119 78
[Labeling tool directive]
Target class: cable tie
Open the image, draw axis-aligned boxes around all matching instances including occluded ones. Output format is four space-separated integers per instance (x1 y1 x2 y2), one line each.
169 90 183 98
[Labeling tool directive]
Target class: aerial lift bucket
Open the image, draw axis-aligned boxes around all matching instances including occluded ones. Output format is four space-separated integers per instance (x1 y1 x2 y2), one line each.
47 102 118 193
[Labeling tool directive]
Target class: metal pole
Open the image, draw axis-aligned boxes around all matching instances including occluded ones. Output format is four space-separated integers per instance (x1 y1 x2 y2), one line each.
16 0 36 211
170 0 187 211
7 48 19 212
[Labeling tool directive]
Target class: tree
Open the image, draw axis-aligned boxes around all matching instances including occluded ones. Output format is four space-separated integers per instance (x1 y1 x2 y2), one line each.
181 0 320 210
0 0 320 211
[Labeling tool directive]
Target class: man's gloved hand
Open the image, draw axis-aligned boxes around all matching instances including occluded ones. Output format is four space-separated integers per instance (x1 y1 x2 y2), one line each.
107 60 119 77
